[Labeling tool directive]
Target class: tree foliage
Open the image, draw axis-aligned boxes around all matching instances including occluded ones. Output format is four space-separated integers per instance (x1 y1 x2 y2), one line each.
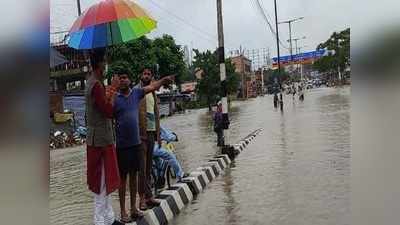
106 35 187 84
192 49 240 108
314 28 350 74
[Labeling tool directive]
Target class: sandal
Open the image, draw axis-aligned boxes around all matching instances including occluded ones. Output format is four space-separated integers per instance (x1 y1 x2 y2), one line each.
146 198 161 207
139 201 148 211
119 215 132 224
131 210 144 221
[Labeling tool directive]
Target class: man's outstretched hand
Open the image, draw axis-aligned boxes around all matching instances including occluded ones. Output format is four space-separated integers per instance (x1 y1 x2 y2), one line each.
162 75 175 84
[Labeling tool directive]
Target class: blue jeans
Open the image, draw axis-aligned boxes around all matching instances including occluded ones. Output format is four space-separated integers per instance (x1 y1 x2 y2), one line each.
153 143 184 178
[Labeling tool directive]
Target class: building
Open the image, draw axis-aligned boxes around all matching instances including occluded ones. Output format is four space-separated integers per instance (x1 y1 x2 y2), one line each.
50 31 90 93
246 73 257 98
50 31 91 116
180 82 197 94
230 55 252 98
255 69 264 95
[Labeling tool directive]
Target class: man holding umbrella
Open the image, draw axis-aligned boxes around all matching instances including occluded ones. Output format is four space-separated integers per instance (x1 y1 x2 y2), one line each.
85 49 123 225
67 0 160 223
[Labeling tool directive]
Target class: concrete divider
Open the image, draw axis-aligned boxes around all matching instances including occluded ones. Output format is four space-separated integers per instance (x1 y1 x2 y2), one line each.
126 128 262 225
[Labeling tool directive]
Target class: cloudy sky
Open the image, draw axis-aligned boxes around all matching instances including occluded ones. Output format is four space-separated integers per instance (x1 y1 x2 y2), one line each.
51 0 351 58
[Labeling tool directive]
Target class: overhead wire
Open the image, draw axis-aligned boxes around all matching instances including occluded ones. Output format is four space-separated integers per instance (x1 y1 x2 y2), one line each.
147 8 219 48
146 0 239 49
249 0 290 50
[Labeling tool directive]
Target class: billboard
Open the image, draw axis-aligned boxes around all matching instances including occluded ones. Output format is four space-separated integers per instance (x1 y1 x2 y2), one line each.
272 49 326 64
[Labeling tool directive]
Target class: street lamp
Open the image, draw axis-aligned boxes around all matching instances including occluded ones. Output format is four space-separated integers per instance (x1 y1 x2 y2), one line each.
297 45 308 81
289 36 306 55
278 17 304 62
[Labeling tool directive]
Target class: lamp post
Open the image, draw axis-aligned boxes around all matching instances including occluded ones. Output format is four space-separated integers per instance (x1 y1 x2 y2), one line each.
76 0 82 16
297 45 307 81
288 36 306 78
278 17 304 72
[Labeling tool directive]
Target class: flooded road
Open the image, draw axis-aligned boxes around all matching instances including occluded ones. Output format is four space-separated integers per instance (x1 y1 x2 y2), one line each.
50 86 350 225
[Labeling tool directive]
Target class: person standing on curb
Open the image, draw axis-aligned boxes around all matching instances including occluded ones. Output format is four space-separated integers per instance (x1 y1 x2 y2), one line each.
85 49 124 225
213 101 224 147
113 69 174 222
135 67 172 210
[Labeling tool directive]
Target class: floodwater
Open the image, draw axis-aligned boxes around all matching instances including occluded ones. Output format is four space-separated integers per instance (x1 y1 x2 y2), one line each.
50 86 350 225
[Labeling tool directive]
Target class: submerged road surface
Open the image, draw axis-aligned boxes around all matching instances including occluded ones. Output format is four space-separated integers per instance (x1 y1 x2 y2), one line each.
50 86 350 225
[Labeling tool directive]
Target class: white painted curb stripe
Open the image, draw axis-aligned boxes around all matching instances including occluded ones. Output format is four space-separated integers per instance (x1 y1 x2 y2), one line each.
183 176 203 193
159 199 174 222
172 183 193 202
190 170 209 185
199 166 216 180
144 210 160 225
160 190 185 211
205 161 222 174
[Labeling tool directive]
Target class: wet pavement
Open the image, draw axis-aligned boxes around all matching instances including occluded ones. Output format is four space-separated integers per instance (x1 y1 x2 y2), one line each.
50 86 350 225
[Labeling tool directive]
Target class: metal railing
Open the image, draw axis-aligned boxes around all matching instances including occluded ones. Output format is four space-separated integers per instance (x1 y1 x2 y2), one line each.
51 31 69 46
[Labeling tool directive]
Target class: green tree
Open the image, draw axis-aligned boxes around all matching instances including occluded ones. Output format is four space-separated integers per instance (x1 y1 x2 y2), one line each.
107 36 156 82
181 64 197 82
152 35 187 85
192 49 240 110
314 28 350 75
107 35 187 85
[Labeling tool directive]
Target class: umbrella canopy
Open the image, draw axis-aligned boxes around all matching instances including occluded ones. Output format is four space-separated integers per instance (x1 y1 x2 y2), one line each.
68 0 157 49
50 48 68 68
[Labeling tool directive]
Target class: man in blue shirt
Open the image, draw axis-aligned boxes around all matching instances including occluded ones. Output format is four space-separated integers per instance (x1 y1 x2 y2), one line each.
113 69 174 223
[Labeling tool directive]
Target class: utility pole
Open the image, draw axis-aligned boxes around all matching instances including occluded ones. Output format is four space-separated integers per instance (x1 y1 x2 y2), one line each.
273 0 284 111
273 0 281 77
76 0 82 16
290 36 306 78
216 0 229 143
336 38 341 83
297 45 307 81
278 17 304 72
292 36 306 56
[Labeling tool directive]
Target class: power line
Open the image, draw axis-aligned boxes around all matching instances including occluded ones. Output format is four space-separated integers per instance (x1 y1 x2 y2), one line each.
146 0 239 49
249 0 289 50
254 0 289 49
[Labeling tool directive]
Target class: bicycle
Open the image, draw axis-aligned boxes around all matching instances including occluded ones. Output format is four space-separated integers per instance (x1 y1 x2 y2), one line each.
150 132 179 196
151 154 173 196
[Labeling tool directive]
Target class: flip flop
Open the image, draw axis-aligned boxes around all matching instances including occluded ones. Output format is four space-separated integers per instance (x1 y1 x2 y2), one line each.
146 198 161 207
139 201 148 210
120 215 132 224
131 210 144 221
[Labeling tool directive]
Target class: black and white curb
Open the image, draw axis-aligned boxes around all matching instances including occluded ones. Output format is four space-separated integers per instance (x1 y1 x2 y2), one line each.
233 128 263 153
126 129 262 225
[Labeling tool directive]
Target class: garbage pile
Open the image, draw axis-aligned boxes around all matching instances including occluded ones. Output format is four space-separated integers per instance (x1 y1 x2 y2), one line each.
50 126 87 150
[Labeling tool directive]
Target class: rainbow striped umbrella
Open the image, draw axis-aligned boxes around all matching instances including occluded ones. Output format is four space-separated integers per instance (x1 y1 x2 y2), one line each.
68 0 157 49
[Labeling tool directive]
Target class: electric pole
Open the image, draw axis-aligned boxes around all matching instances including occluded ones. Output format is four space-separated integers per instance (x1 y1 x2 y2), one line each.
77 0 82 16
216 0 229 143
297 45 307 81
290 36 306 78
273 0 281 77
278 17 304 72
